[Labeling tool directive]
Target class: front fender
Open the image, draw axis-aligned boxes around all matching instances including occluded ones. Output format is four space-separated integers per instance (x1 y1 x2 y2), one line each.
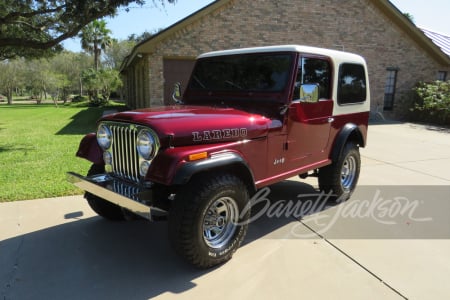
76 133 103 165
171 151 254 186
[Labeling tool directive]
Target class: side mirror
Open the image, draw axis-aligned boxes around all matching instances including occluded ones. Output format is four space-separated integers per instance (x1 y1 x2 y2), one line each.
172 82 182 104
299 83 319 103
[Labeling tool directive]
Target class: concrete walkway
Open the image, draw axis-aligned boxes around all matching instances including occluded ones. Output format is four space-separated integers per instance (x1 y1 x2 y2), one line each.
1 122 449 300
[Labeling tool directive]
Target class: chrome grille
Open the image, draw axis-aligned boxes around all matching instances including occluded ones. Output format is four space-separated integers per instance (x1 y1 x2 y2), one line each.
110 123 140 182
112 180 141 202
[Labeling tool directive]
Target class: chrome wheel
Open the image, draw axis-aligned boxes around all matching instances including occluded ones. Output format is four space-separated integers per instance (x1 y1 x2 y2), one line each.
203 197 239 249
341 155 357 191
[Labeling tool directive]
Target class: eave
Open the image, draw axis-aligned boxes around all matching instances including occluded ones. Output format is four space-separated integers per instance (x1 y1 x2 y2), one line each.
370 0 450 66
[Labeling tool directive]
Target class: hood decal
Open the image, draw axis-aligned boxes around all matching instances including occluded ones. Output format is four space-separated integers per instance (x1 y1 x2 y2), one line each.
192 128 248 142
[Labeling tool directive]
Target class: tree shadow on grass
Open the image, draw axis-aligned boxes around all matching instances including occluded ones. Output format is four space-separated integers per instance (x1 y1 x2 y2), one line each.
56 106 128 135
0 144 35 153
56 108 109 135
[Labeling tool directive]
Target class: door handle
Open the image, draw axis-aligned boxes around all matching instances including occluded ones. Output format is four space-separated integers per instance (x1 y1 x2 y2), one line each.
328 117 334 123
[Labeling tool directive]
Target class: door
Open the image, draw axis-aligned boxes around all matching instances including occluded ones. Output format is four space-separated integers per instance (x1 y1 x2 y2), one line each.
286 56 333 168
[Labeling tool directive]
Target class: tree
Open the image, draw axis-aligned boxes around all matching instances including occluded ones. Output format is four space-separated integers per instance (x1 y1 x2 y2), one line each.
79 20 113 71
82 68 123 104
0 59 25 104
0 0 176 60
127 28 164 43
49 51 92 96
97 69 123 101
403 13 415 23
104 39 136 70
26 59 50 103
0 51 93 105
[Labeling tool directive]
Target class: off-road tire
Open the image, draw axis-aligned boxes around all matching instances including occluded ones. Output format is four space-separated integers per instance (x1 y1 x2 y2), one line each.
318 142 360 201
169 173 250 268
85 164 125 221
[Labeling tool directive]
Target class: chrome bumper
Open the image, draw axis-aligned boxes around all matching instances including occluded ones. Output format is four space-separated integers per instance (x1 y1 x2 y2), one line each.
67 172 167 221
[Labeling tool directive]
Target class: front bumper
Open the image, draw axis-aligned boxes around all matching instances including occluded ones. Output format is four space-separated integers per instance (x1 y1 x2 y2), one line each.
67 172 167 220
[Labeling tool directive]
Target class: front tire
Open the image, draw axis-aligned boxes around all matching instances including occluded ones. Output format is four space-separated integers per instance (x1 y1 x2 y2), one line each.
85 164 125 221
169 173 250 268
318 142 361 201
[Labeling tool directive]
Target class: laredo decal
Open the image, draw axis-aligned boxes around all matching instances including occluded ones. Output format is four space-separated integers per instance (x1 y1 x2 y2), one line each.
192 128 248 142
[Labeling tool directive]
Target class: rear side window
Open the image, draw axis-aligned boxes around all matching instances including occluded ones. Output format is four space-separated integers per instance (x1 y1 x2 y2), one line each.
337 63 367 104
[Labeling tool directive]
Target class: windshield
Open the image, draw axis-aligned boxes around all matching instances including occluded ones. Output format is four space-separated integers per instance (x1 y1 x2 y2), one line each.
189 53 294 93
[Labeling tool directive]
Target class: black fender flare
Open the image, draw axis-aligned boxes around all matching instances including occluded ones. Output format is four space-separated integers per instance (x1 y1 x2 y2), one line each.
172 152 256 192
330 123 365 162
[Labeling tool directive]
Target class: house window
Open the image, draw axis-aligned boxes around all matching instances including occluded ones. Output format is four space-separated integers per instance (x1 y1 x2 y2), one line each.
437 71 447 81
383 68 398 111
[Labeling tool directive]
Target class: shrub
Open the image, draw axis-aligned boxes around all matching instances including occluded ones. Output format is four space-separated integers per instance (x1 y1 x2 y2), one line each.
88 95 109 107
413 80 450 126
72 95 88 103
81 68 123 106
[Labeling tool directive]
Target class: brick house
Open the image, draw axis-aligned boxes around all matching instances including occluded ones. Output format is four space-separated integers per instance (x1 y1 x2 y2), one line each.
120 0 450 118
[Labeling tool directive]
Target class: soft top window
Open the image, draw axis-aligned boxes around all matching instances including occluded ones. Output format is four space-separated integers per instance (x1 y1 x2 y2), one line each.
189 53 294 93
337 63 367 104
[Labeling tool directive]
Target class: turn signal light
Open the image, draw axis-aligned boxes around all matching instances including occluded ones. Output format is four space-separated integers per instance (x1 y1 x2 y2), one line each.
188 152 208 161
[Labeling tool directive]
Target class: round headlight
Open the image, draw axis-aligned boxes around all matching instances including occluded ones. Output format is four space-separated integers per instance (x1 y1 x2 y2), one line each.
137 130 156 160
97 124 112 150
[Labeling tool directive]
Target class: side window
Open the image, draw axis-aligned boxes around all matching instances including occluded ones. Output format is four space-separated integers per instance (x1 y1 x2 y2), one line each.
337 63 367 104
294 57 331 100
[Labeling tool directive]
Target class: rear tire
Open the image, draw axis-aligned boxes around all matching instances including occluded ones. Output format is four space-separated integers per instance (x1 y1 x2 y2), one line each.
85 164 125 221
168 173 250 268
318 142 360 201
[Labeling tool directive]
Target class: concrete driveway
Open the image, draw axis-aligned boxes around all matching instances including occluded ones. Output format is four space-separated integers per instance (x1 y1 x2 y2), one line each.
1 122 449 300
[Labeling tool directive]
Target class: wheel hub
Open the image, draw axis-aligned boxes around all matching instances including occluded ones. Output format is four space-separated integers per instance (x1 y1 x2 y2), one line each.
216 216 225 227
341 155 357 191
203 197 239 249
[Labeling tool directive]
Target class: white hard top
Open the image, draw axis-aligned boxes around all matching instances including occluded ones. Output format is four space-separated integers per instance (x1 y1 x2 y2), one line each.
198 45 366 64
198 45 370 116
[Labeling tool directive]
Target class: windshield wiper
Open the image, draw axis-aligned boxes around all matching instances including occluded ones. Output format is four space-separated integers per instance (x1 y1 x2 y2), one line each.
193 75 206 88
225 80 243 90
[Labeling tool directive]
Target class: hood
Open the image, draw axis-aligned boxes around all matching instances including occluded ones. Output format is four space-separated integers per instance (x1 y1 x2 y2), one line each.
100 105 272 147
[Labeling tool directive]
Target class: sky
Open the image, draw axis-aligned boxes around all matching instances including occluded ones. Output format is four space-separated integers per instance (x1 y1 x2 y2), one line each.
63 0 215 52
63 0 450 52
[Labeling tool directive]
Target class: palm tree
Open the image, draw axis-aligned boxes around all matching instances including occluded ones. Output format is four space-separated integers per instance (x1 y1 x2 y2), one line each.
79 20 113 71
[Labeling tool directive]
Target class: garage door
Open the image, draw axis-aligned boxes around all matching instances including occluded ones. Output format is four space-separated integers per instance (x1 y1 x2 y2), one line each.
163 58 196 105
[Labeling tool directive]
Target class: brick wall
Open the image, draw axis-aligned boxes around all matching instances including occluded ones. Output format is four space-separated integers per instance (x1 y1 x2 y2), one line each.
128 0 449 117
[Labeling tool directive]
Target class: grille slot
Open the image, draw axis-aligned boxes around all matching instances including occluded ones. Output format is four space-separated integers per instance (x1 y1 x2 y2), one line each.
110 124 139 182
112 180 141 201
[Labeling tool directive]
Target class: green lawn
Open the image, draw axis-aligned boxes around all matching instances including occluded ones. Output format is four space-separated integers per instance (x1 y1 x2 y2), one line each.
0 103 125 202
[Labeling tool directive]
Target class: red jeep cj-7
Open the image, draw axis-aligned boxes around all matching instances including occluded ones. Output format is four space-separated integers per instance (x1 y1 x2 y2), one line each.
68 45 370 268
